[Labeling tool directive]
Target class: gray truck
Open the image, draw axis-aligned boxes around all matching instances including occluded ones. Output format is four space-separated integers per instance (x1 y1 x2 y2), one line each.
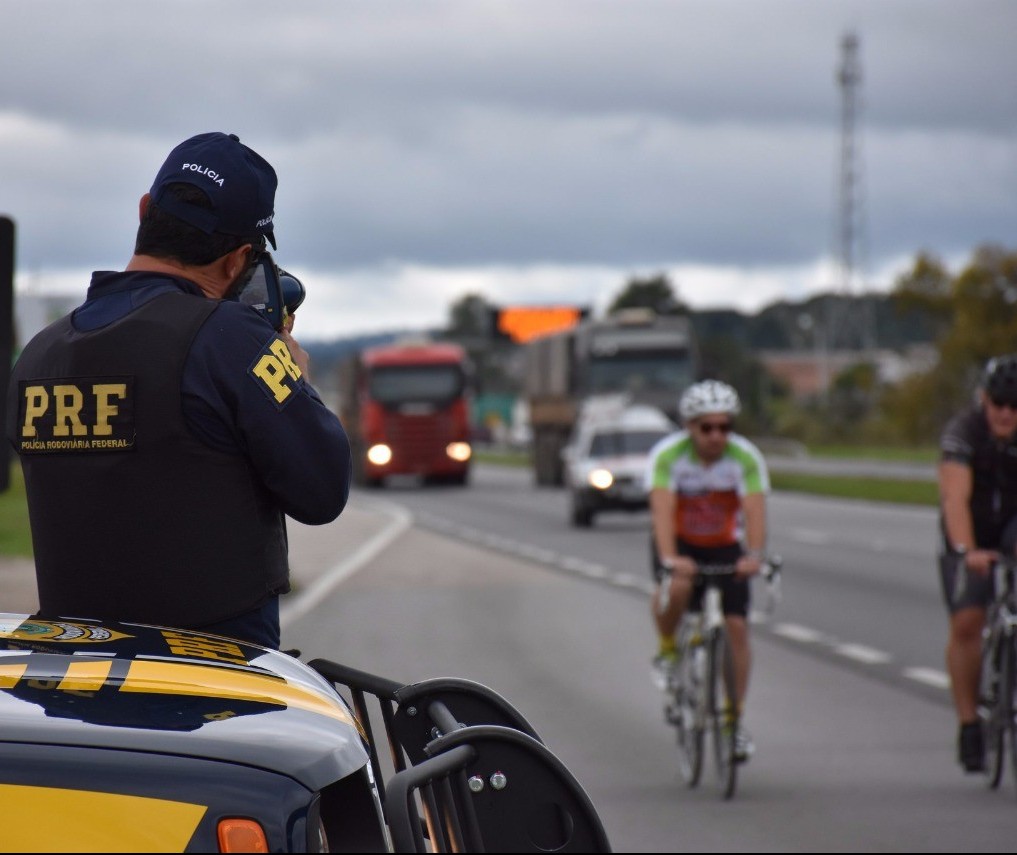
522 309 698 486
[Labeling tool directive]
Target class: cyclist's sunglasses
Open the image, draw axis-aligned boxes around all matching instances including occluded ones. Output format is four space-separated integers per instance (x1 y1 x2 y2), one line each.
989 395 1017 411
696 420 733 436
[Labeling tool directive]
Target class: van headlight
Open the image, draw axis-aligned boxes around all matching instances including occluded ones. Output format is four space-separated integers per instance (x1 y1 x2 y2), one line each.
587 468 614 490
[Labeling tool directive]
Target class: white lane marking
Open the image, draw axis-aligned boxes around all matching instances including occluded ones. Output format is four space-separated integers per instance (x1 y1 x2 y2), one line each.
772 622 826 643
836 643 892 665
903 667 951 690
610 572 645 590
559 556 610 578
327 504 947 692
515 545 560 563
280 500 412 626
787 529 831 545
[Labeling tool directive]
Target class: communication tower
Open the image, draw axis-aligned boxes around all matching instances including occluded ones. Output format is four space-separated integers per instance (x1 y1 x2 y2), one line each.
830 30 874 352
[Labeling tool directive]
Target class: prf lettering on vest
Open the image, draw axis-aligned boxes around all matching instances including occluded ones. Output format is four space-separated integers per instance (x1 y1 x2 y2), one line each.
249 337 303 407
17 377 135 453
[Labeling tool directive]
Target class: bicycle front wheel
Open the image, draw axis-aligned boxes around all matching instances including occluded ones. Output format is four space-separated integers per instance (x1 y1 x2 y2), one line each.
673 640 705 787
708 628 738 799
982 630 1009 789
1005 636 1017 794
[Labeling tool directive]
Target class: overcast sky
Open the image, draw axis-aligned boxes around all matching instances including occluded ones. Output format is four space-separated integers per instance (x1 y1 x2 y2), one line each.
2 0 1015 340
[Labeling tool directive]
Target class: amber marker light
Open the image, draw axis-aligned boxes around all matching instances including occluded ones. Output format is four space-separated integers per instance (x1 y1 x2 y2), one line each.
217 818 268 853
446 442 472 462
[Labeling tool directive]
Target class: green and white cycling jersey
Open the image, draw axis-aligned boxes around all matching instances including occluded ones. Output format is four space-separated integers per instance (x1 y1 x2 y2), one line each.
644 431 770 547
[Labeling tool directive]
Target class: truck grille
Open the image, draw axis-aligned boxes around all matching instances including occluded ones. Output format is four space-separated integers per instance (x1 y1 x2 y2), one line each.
385 413 453 463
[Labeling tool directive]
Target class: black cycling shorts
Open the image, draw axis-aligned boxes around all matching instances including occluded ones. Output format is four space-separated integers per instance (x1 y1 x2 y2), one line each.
650 536 750 617
939 551 994 614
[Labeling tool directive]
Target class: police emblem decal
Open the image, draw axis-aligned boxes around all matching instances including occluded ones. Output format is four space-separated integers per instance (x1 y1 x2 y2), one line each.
248 336 303 409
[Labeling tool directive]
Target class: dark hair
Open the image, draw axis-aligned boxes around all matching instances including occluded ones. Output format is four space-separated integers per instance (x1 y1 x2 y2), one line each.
135 183 263 265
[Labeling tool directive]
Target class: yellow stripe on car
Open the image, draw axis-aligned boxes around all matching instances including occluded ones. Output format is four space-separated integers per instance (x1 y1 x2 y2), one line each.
0 784 206 853
0 662 28 688
58 659 114 692
120 660 357 726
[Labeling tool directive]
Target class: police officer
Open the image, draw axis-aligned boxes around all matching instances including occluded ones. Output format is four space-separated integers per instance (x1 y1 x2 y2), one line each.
6 132 351 649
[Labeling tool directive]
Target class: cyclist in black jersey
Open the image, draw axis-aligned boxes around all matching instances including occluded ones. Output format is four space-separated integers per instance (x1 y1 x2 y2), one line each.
938 354 1017 773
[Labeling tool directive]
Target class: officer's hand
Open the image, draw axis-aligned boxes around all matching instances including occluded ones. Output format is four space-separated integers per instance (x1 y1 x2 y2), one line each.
965 548 999 576
280 330 311 380
735 554 762 578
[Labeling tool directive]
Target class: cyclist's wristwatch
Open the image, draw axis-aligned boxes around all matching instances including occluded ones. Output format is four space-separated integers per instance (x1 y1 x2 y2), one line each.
661 556 679 571
952 544 969 557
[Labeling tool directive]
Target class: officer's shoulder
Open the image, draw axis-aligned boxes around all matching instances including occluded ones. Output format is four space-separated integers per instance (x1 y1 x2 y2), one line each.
202 301 278 343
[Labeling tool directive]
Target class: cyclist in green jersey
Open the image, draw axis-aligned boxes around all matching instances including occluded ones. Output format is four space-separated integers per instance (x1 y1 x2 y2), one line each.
646 380 770 761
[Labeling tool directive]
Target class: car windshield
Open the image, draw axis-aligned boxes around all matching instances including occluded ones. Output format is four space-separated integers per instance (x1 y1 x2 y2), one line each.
589 430 667 457
368 364 465 405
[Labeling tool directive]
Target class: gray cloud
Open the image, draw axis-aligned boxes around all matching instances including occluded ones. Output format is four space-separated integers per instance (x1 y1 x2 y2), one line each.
2 0 1014 319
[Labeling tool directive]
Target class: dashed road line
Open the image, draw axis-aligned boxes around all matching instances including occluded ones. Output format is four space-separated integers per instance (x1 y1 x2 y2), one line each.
772 622 827 644
903 667 951 690
836 643 892 665
400 509 952 696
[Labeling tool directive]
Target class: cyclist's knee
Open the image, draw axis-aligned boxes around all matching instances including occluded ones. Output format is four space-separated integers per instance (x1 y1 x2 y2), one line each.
725 615 749 642
950 606 985 644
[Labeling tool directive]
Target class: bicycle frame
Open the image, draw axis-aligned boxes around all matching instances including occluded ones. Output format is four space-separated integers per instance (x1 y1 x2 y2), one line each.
661 559 782 800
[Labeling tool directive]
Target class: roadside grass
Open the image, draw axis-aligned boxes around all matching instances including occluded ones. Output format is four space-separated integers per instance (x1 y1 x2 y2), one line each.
769 472 938 507
805 444 938 464
0 464 33 557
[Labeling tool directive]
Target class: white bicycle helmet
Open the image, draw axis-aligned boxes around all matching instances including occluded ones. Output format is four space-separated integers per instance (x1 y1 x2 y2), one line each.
678 380 741 422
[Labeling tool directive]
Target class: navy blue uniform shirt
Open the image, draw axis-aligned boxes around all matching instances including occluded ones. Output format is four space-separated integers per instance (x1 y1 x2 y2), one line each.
73 270 351 526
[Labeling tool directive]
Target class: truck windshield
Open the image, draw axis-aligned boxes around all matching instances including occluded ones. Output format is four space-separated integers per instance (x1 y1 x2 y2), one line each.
586 352 694 396
368 365 465 405
589 430 668 457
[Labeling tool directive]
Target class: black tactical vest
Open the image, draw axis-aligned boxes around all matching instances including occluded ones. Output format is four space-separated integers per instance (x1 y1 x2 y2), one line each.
7 291 289 627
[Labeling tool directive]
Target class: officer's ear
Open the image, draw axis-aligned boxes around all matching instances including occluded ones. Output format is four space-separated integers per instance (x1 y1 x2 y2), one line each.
224 244 254 283
138 193 152 222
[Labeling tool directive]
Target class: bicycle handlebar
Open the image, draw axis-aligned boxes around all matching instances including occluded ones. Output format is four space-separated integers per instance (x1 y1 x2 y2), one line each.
656 555 784 613
695 555 784 582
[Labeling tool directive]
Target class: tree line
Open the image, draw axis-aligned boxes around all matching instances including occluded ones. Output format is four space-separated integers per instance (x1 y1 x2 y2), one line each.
308 243 1016 447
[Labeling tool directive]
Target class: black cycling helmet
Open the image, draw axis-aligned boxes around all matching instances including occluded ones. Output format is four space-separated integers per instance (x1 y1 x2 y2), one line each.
982 354 1017 405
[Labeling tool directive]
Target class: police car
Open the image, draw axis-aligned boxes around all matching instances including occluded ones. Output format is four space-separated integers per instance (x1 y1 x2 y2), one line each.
562 399 675 528
0 613 610 852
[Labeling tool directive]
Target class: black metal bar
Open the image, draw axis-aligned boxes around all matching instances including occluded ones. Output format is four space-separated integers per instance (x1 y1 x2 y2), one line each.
385 746 475 853
308 658 403 699
419 783 449 853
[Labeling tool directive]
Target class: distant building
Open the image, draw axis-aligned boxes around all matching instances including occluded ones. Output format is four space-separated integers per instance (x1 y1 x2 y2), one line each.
758 345 937 399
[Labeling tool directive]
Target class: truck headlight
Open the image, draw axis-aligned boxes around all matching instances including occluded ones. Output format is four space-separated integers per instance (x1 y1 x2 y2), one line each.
588 468 614 490
367 444 392 466
446 442 472 462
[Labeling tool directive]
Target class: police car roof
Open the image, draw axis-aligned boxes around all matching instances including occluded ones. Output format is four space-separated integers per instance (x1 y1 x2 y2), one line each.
0 613 368 789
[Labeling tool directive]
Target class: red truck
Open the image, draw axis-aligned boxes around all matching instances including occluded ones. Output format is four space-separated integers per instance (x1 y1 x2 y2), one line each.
339 341 474 487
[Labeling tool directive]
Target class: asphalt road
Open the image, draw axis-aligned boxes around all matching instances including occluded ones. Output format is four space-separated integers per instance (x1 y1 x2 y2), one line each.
280 464 1017 852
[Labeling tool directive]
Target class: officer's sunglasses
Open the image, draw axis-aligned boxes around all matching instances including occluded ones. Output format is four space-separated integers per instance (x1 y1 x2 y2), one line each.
696 420 733 436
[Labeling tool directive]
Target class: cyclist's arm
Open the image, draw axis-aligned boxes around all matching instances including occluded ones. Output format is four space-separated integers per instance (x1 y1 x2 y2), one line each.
736 491 767 577
939 459 997 574
650 487 678 563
